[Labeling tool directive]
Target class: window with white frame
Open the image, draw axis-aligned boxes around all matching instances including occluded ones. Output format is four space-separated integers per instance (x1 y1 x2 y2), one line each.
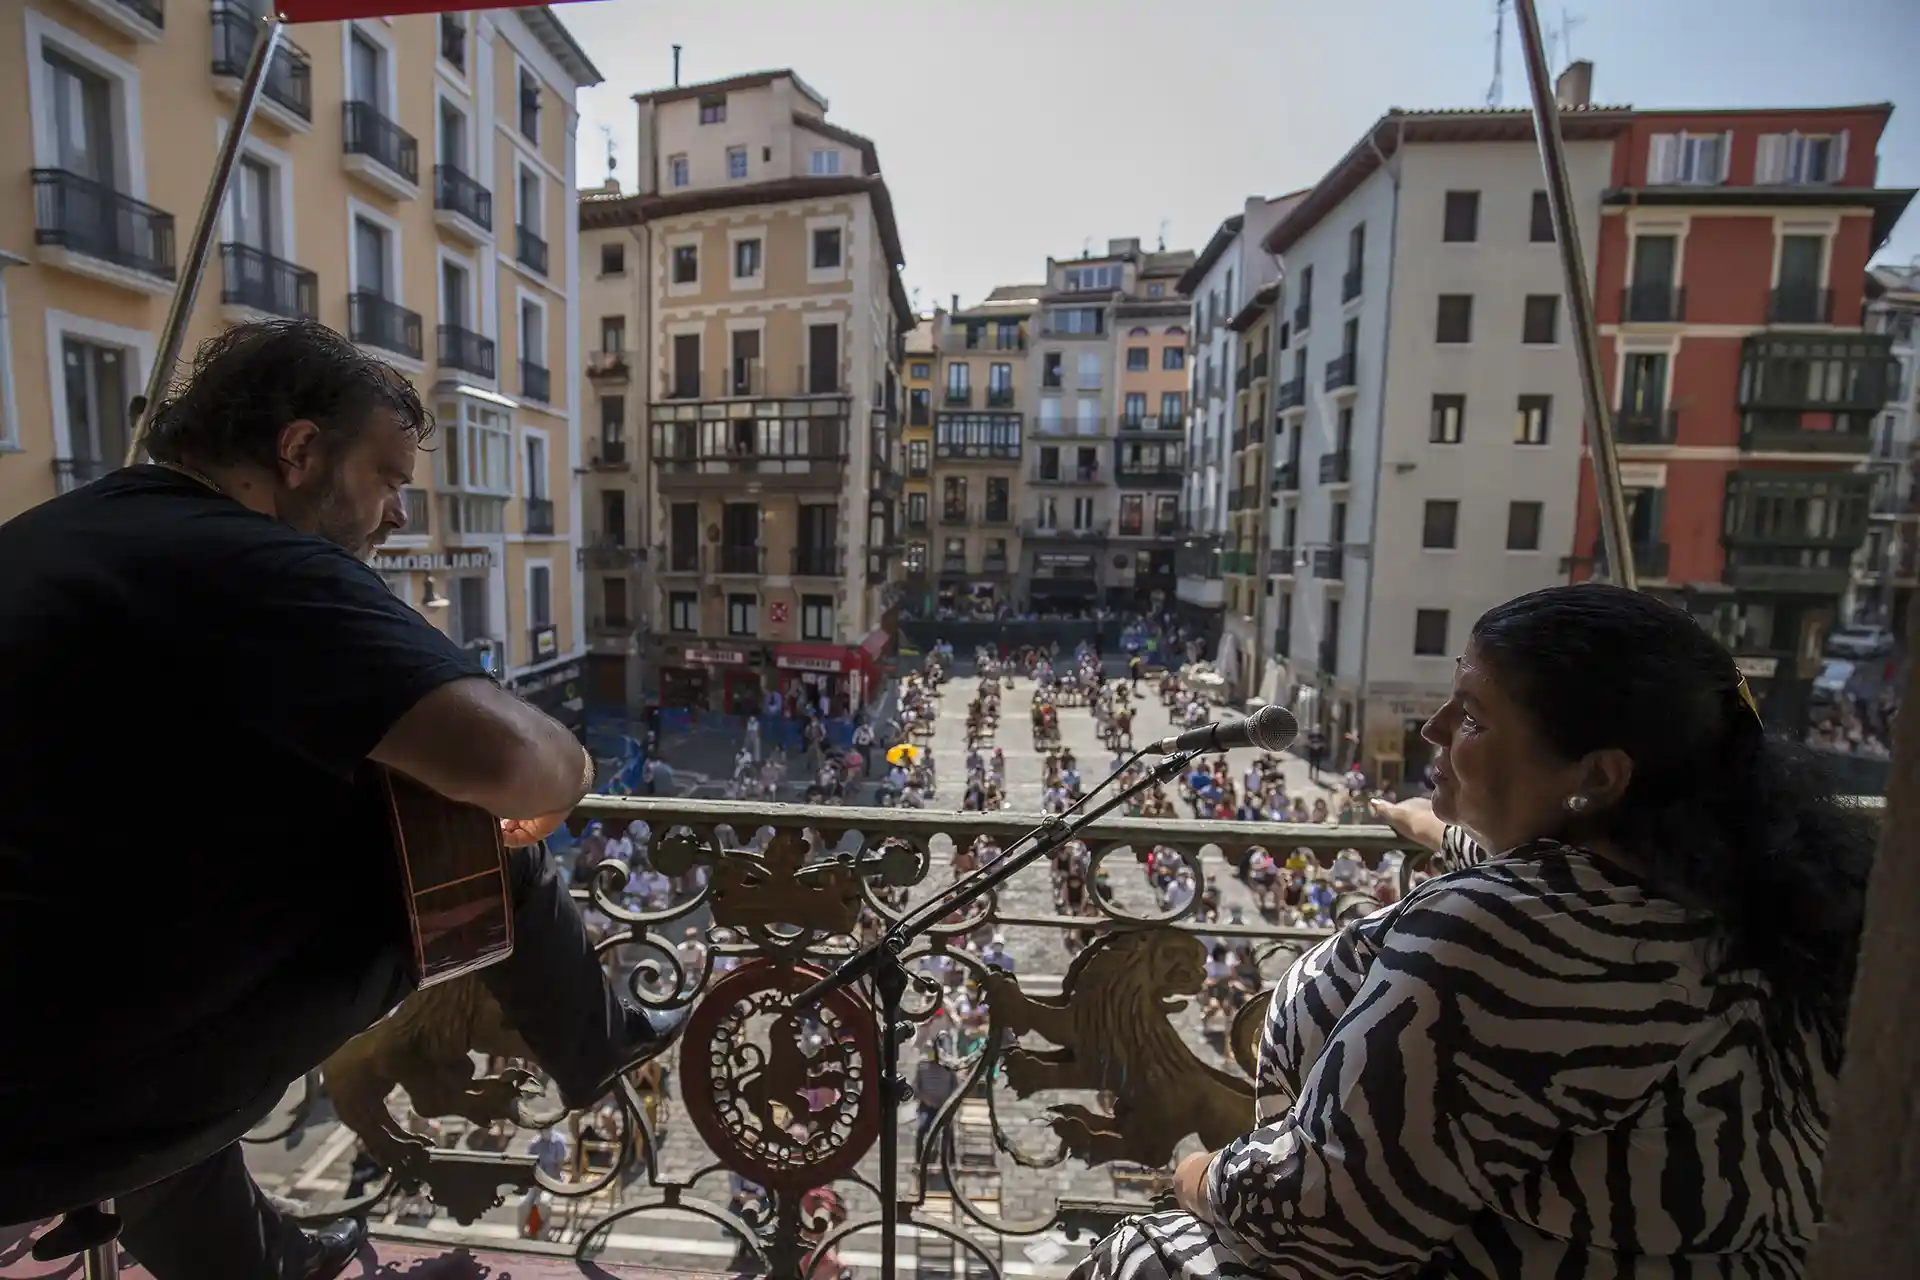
60 337 132 471
1647 132 1728 186
44 49 119 186
727 145 747 180
668 591 697 633
811 226 842 271
698 94 726 125
1076 352 1101 389
1072 496 1095 530
1063 264 1122 292
669 154 689 188
520 299 545 369
517 166 541 236
352 214 393 297
349 27 387 113
528 563 552 626
1757 132 1848 186
733 236 762 281
517 67 540 140
524 432 548 500
1074 397 1099 433
809 149 840 176
727 594 758 636
801 594 833 641
441 400 513 493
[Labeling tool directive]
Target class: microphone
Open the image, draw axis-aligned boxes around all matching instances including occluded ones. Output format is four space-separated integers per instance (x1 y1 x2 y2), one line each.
1148 703 1299 756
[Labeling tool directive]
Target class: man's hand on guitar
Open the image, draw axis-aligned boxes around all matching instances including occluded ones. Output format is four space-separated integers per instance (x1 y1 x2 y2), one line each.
501 812 567 847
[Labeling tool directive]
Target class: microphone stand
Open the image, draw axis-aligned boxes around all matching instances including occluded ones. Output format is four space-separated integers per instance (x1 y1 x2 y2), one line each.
797 746 1203 1280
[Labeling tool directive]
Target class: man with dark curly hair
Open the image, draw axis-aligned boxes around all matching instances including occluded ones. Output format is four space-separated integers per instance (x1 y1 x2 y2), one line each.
0 321 685 1279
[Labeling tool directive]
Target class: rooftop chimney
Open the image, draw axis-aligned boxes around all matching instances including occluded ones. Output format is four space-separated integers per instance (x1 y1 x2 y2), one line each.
1555 60 1593 110
1108 237 1142 258
951 293 959 312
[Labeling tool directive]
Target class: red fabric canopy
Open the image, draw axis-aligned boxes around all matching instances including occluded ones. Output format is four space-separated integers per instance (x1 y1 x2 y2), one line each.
277 0 590 22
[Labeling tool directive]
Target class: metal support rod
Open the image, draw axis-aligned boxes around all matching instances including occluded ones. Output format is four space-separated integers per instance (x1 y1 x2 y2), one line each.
124 16 285 465
1513 0 1638 590
82 1202 118 1280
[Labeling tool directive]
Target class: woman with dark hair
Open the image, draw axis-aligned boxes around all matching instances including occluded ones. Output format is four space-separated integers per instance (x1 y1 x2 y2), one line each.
1075 584 1875 1279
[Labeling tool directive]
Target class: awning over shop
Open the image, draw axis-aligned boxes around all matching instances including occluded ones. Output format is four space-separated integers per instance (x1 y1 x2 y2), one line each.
775 642 853 674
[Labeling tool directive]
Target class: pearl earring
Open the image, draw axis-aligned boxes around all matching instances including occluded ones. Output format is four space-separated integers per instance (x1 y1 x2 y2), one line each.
1564 794 1590 813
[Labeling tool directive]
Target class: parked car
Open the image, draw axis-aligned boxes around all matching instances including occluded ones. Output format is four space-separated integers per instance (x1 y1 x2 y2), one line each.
1826 626 1895 660
1811 658 1856 707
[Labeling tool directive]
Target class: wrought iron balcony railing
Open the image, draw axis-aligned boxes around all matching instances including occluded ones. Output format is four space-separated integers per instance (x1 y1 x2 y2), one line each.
521 358 551 403
434 164 492 231
524 496 555 535
275 796 1421 1277
792 544 843 577
210 7 313 122
342 100 418 185
1620 282 1685 324
219 242 317 319
31 168 176 280
517 224 549 275
348 290 423 361
437 323 495 379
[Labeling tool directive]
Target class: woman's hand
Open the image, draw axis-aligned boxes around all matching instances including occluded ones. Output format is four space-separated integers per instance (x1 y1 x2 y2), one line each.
1369 796 1446 852
1171 1149 1216 1224
501 812 567 847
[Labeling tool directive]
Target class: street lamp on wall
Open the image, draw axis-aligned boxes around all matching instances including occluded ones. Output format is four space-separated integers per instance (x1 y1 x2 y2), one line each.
422 575 451 610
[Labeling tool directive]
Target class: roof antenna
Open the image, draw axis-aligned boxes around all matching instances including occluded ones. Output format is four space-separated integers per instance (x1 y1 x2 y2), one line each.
599 123 617 186
671 45 682 88
1157 218 1169 251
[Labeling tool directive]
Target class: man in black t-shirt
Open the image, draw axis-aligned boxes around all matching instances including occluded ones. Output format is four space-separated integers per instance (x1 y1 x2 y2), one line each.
0 321 685 1279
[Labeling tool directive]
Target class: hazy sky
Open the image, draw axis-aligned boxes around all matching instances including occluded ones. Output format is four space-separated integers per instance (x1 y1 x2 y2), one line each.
559 0 1920 309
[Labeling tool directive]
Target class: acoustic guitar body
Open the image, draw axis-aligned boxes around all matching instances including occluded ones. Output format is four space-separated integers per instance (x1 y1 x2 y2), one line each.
375 766 515 987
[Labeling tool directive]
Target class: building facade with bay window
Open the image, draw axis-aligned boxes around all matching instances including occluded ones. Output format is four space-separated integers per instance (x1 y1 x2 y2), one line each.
1567 102 1914 730
0 2 602 714
590 69 912 715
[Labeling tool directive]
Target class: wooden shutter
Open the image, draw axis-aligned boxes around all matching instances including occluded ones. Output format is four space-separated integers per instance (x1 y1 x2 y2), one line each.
1648 133 1678 184
1832 130 1850 184
1719 132 1734 183
1756 134 1788 184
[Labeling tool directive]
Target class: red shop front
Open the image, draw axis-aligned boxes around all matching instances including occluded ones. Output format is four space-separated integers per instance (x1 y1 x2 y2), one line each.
661 645 763 714
773 629 890 713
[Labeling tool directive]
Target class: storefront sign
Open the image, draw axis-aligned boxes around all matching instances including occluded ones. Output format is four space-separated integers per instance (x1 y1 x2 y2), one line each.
778 655 844 673
532 625 558 660
1036 552 1094 568
373 549 494 572
512 659 585 732
1618 463 1668 489
686 647 748 667
1734 655 1780 680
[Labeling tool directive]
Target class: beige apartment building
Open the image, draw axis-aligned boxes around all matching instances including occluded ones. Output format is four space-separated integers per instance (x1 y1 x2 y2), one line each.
901 313 936 611
587 70 911 716
0 2 600 724
932 288 1032 613
1026 239 1191 613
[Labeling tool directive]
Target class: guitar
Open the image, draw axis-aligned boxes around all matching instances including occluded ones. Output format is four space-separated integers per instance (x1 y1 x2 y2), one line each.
371 767 516 987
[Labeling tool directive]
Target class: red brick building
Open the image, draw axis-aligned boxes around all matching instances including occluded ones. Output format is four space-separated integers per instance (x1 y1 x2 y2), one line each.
1569 105 1913 725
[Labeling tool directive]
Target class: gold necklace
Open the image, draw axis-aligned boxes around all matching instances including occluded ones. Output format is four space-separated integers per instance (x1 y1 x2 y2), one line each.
156 459 227 498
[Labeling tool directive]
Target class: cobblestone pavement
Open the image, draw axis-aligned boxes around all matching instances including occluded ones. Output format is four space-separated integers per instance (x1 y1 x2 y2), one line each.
255 670 1352 1275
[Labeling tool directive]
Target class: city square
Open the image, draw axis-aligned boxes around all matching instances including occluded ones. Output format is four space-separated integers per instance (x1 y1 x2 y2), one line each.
0 0 1914 1277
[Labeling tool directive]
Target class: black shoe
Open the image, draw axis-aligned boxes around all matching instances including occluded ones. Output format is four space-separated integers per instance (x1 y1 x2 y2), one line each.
558 1003 692 1111
290 1217 365 1280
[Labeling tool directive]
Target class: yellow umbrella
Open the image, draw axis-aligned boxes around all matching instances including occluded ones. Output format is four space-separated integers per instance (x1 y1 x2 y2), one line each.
886 744 921 767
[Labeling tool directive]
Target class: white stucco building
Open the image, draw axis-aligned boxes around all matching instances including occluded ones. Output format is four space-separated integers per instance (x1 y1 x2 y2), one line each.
1174 194 1300 625
1851 262 1920 629
1263 107 1621 784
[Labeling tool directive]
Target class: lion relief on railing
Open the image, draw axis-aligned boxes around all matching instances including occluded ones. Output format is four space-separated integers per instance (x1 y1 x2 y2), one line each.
983 927 1255 1170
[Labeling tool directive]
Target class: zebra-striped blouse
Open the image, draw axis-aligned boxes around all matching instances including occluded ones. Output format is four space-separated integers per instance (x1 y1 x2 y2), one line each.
1079 828 1833 1279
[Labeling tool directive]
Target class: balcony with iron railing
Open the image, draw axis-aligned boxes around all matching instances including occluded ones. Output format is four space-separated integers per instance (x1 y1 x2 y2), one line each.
979 503 1014 525
1234 364 1252 392
437 323 495 379
439 12 466 69
656 543 703 575
716 544 767 575
1030 462 1102 486
1616 404 1678 444
1319 451 1352 484
1275 461 1300 492
793 545 844 577
524 496 555 536
433 164 492 235
941 553 969 575
1619 282 1686 324
81 0 164 40
1020 518 1110 540
983 552 1010 574
592 439 629 468
341 100 419 196
1251 351 1269 381
516 224 549 276
1116 460 1186 489
1588 538 1671 580
1341 264 1363 302
580 538 642 571
934 436 1022 462
1324 352 1357 392
52 457 116 495
587 349 631 381
986 387 1016 408
651 423 850 490
944 387 973 408
210 6 312 124
521 358 551 403
218 242 317 320
942 328 1027 353
1768 284 1834 326
1276 376 1307 412
348 290 423 362
31 168 176 285
1313 546 1346 579
1292 299 1311 331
